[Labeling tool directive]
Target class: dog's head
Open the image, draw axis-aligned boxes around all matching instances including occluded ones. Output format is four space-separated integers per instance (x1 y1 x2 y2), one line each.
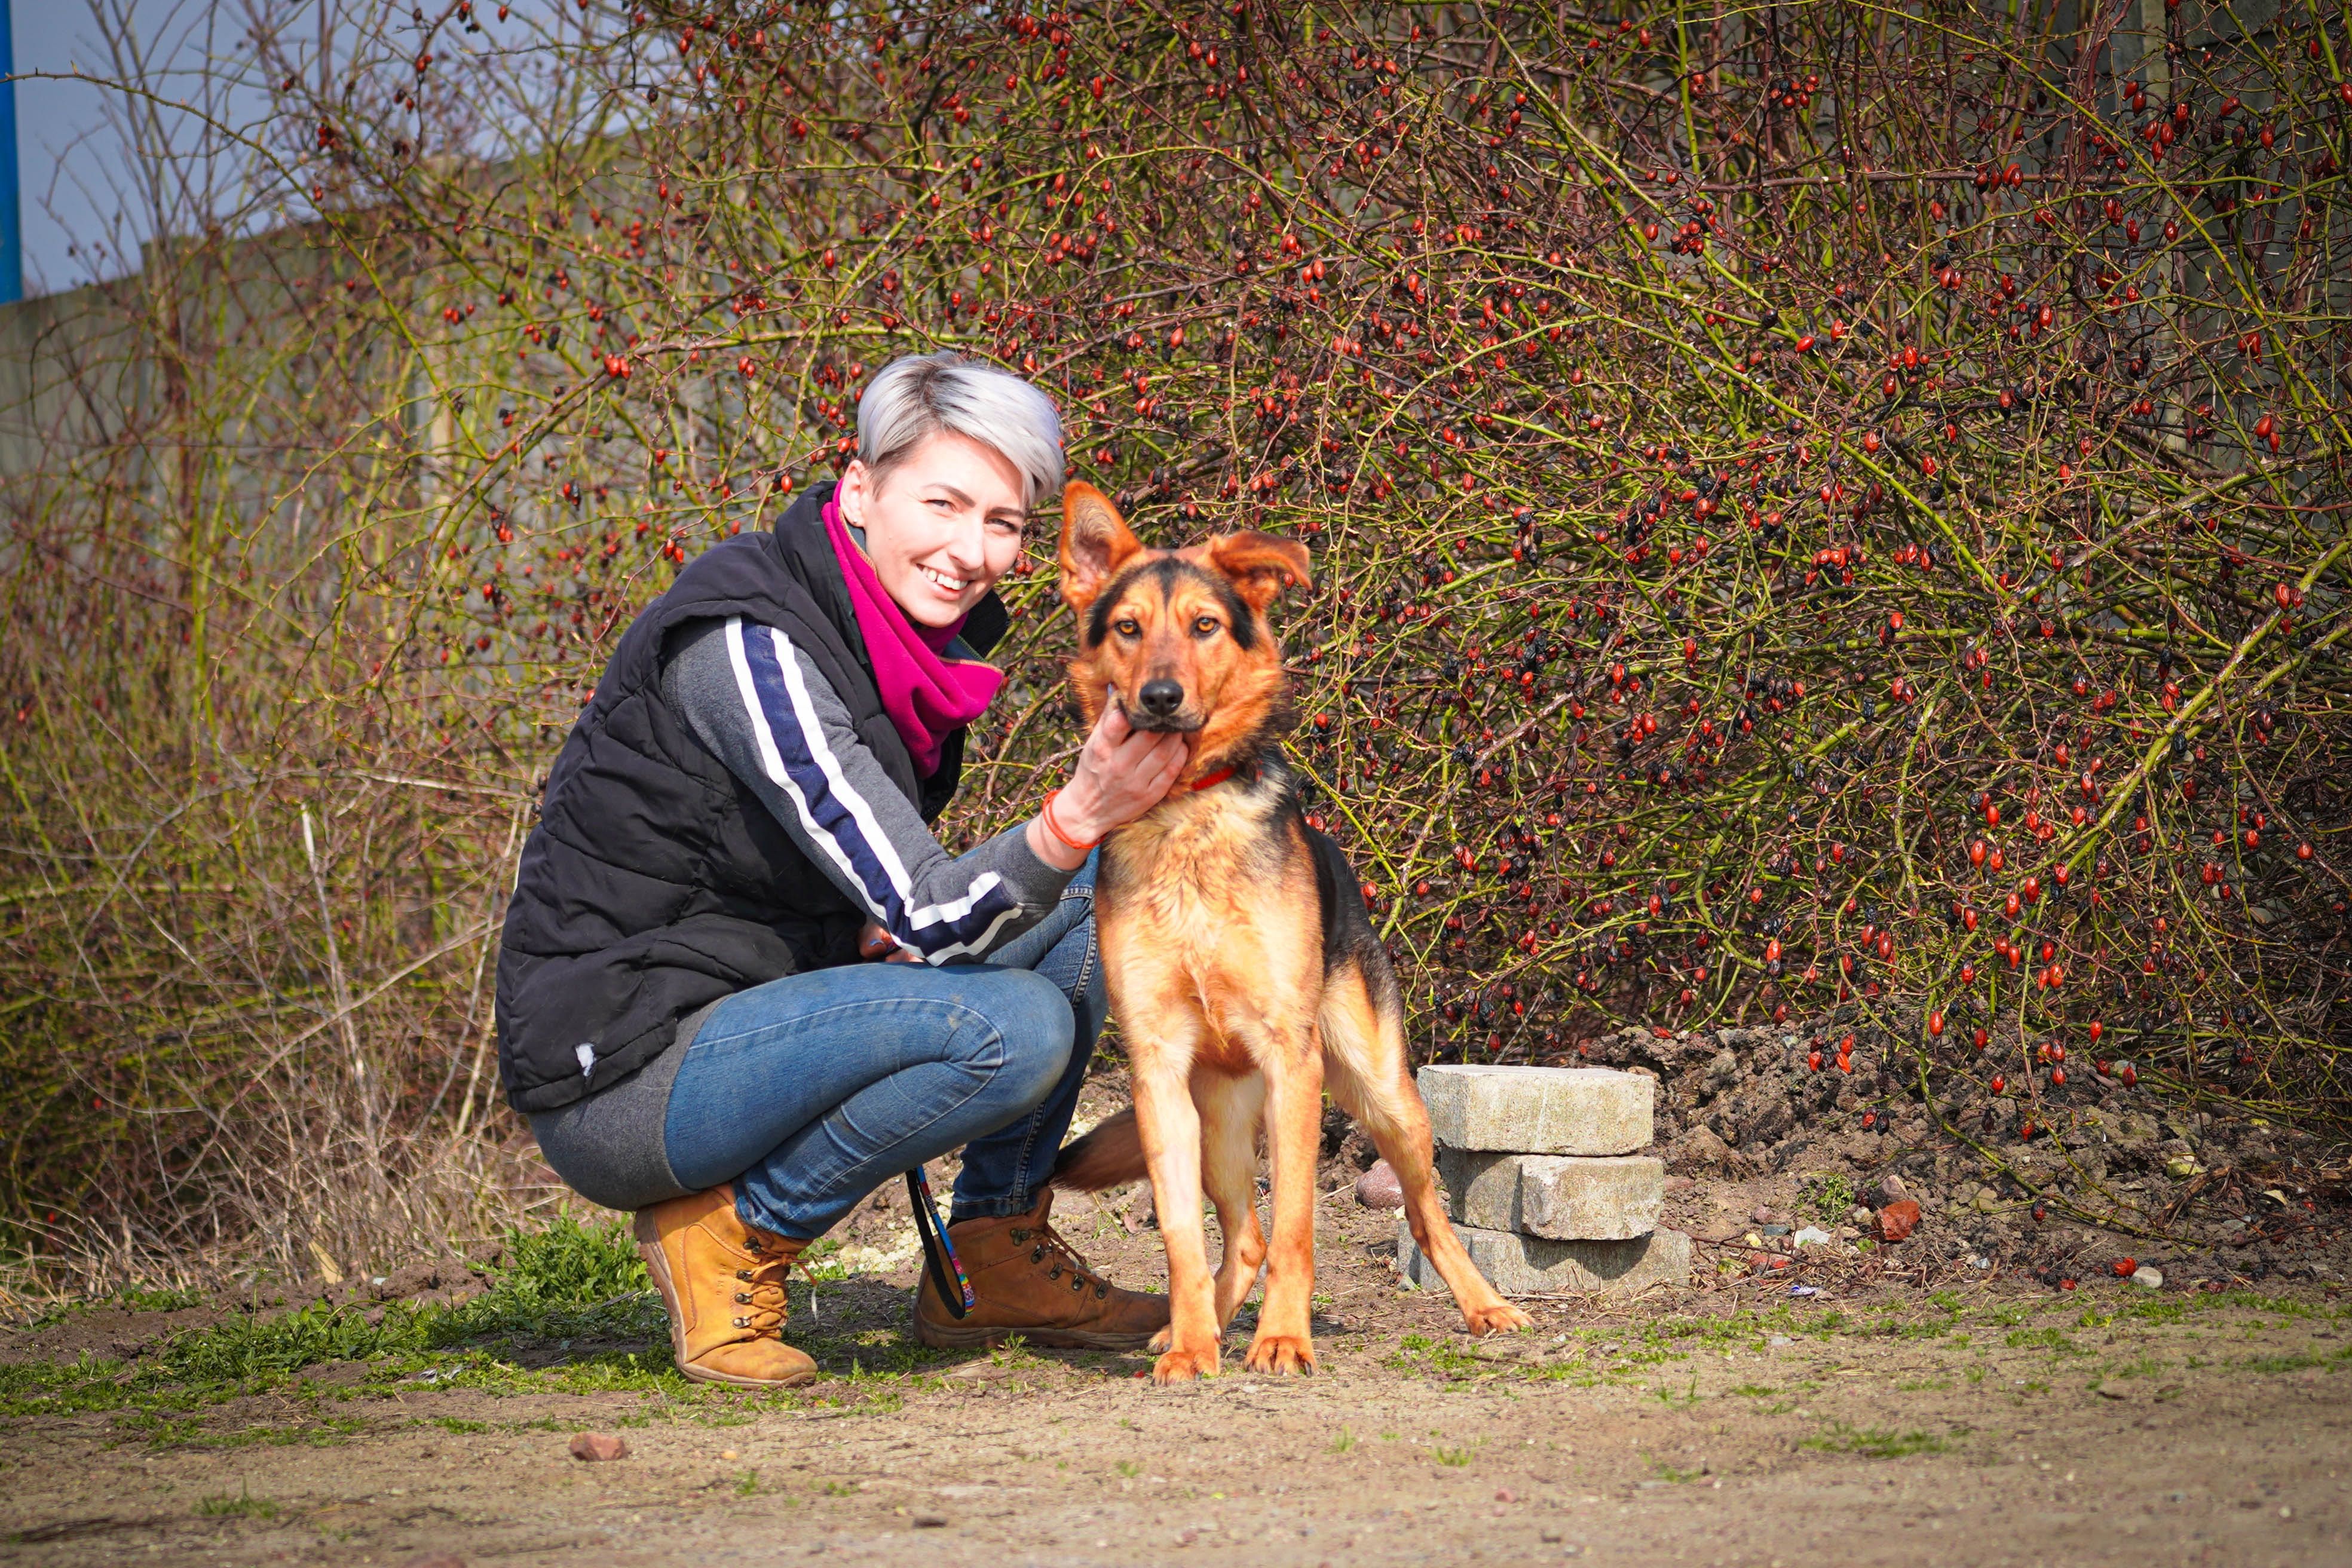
1056 482 1311 763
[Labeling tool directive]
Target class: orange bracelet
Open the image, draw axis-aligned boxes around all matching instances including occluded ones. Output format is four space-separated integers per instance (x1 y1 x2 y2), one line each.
1040 789 1101 852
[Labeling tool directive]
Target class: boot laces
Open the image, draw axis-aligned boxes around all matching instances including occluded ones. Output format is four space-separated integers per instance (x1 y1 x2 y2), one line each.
731 1246 794 1336
1021 1218 1111 1299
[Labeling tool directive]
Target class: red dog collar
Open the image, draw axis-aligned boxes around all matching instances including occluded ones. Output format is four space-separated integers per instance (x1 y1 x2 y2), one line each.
1189 765 1239 792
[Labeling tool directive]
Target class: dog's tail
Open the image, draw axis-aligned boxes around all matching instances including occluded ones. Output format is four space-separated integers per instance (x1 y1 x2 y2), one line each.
1048 1106 1147 1190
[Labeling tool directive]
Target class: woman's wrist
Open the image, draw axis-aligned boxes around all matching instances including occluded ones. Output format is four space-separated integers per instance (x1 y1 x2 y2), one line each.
1050 774 1113 844
1025 811 1091 872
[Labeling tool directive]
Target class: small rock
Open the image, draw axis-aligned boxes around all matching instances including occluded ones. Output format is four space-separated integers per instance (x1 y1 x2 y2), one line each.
2164 1155 2204 1179
1848 1205 1875 1227
2131 1266 2164 1291
1121 1184 1157 1233
1750 1203 1777 1225
569 1432 630 1463
1791 1226 1833 1247
912 1514 948 1529
1873 1171 1910 1204
1355 1159 1404 1209
1875 1199 1922 1243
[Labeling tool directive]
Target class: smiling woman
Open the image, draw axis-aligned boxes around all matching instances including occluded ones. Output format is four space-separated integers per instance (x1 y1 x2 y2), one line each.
494 351 1188 1388
834 353 1062 627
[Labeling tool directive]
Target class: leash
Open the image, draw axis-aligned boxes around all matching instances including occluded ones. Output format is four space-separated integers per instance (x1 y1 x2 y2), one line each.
905 1165 972 1319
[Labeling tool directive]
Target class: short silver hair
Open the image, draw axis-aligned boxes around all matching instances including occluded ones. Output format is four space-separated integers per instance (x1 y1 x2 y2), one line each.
858 351 1064 511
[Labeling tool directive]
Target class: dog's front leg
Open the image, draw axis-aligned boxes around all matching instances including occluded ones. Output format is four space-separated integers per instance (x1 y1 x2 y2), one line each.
1132 1051 1221 1384
1244 1029 1322 1376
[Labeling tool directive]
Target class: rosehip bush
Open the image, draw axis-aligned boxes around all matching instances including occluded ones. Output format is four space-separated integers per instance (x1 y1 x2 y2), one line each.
1 1 2345 1262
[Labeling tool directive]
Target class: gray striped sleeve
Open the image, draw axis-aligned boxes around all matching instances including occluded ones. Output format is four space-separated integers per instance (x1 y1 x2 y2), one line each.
660 615 1072 963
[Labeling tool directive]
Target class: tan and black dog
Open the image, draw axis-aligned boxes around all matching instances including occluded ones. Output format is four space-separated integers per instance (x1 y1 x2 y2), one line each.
1048 482 1530 1383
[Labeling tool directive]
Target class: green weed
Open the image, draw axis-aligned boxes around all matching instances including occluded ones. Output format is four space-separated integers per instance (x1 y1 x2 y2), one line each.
1800 1421 1951 1459
1799 1172 1858 1224
194 1485 278 1519
1385 1332 1484 1378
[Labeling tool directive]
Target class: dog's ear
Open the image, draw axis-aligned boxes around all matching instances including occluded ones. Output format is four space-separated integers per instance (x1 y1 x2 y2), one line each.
1205 531 1312 611
1058 482 1144 613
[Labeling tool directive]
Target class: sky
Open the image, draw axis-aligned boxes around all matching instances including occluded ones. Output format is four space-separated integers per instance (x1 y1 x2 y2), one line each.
7 0 589 299
10 0 278 296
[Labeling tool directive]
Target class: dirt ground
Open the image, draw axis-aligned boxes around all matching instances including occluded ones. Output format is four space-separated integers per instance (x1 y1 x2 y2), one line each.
5 1158 2349 1568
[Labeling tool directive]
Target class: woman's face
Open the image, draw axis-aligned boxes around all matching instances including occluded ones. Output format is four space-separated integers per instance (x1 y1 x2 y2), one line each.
836 431 1028 629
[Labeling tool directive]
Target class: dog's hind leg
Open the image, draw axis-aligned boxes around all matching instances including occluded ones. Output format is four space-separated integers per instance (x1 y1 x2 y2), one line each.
1320 961 1533 1337
1194 1068 1268 1333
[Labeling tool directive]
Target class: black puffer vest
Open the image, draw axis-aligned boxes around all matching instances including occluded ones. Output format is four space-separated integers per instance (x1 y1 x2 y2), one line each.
494 480 1009 1113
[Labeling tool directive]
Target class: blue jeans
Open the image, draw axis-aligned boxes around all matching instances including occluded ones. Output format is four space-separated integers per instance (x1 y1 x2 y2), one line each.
663 855 1105 1240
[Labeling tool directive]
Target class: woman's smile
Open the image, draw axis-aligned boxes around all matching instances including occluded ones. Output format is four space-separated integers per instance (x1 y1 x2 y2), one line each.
917 562 976 599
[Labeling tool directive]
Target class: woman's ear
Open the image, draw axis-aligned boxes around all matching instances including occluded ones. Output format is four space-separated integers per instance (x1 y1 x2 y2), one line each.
1205 531 1312 610
1058 482 1144 612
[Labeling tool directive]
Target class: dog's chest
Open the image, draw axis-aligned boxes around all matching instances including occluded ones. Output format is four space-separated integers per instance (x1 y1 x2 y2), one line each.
1100 792 1282 960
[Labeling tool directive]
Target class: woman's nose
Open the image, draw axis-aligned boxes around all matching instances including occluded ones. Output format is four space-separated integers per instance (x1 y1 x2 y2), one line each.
943 516 990 573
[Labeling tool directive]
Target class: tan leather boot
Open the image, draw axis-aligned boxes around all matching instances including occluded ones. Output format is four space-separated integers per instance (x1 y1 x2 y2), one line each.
633 1186 819 1388
914 1189 1168 1350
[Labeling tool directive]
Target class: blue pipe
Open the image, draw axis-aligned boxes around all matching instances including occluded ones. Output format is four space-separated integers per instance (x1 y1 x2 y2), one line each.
0 1 19 303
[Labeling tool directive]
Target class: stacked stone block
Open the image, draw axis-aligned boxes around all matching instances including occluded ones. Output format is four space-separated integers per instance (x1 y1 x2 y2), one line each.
1398 1065 1691 1297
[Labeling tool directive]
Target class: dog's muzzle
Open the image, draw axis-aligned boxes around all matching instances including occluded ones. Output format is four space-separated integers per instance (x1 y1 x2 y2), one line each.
1124 678 1200 732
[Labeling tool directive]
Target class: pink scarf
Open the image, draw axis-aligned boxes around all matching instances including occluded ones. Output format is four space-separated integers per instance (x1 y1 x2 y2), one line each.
822 495 1003 777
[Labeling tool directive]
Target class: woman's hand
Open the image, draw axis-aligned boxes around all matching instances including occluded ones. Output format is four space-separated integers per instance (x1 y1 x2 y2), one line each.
1027 702 1189 871
857 921 923 964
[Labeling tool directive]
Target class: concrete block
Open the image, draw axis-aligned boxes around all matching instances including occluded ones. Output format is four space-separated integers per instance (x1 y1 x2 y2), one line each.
1416 1064 1653 1155
1398 1219 1690 1297
1437 1150 1664 1241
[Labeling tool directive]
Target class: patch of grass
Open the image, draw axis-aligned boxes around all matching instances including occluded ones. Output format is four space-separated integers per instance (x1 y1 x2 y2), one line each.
1330 1426 1356 1454
1115 1459 1144 1477
0 1217 688 1440
2003 1327 2082 1356
194 1485 278 1519
115 1285 206 1312
1728 1383 1778 1398
1653 1370 1702 1407
1799 1172 1858 1224
1385 1332 1484 1379
1800 1420 1951 1459
1432 1444 1474 1467
2241 1345 2352 1376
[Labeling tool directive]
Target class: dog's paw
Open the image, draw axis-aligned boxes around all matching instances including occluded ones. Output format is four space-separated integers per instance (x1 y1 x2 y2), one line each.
1242 1333 1316 1376
1150 1345 1220 1385
1146 1325 1174 1355
1463 1301 1534 1337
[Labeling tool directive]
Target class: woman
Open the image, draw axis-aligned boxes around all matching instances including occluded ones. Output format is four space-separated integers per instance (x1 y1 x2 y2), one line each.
497 352 1183 1387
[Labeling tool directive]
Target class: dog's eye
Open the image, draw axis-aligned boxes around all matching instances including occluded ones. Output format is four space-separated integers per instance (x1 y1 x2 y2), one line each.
1192 615 1221 638
1113 617 1141 638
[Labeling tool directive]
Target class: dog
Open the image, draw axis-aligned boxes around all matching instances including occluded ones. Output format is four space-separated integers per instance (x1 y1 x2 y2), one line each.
1046 482 1531 1383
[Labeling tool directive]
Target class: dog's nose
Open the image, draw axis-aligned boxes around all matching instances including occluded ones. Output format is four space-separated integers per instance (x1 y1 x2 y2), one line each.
1138 679 1185 716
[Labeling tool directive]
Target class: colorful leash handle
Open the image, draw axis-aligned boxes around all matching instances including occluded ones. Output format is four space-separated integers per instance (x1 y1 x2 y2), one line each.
905 1165 973 1319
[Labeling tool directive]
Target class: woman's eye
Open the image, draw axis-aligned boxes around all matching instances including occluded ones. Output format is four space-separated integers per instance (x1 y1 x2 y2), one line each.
1193 617 1220 636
